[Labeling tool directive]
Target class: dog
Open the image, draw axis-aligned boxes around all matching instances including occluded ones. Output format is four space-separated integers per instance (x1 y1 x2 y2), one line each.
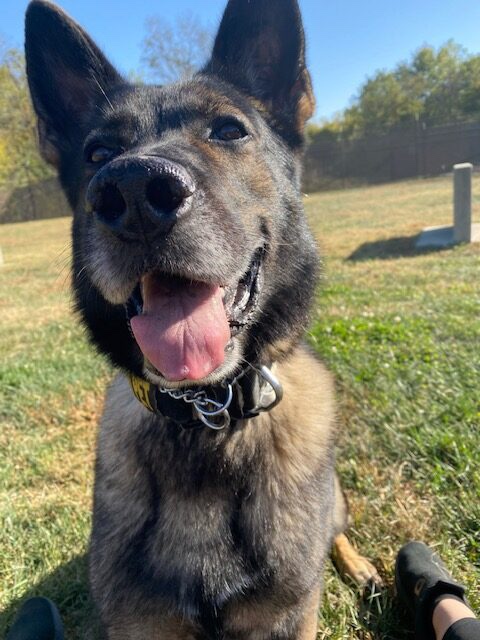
25 1 380 638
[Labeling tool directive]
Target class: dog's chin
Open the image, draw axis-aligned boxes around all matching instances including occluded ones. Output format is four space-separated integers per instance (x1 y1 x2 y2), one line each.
141 337 245 389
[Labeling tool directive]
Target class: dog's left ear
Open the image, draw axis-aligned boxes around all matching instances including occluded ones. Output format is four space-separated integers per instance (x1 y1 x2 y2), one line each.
205 0 315 146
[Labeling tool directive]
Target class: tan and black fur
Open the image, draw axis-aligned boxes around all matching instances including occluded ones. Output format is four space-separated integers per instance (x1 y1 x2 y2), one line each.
92 351 337 640
25 1 379 638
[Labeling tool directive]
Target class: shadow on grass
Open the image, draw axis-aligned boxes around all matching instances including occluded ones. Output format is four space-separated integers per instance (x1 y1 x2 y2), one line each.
356 581 413 640
1 557 414 640
348 234 450 261
0 555 101 640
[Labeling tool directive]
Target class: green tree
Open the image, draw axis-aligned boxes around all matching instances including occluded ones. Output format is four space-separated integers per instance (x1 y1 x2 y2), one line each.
0 40 53 193
324 41 480 138
457 55 480 117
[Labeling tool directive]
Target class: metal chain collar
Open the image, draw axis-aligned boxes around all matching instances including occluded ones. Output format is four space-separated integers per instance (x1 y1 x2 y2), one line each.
157 364 283 430
157 383 234 430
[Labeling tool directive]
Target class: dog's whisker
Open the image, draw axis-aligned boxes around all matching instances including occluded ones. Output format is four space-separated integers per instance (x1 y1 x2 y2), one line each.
92 74 114 112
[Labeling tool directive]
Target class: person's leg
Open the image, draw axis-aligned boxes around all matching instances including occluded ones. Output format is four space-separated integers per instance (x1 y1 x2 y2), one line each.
441 619 480 640
395 541 480 640
433 595 477 639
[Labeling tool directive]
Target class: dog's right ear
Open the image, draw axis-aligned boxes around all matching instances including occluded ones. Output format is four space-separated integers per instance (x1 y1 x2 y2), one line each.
205 0 314 147
25 0 122 166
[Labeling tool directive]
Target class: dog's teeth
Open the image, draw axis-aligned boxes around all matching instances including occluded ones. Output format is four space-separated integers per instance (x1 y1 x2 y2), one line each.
234 284 250 311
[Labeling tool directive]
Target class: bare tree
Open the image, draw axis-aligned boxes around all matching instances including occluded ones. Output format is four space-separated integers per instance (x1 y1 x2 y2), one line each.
140 14 213 84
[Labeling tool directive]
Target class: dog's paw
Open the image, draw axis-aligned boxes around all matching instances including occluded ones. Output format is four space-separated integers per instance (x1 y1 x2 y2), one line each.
332 533 383 588
345 554 383 588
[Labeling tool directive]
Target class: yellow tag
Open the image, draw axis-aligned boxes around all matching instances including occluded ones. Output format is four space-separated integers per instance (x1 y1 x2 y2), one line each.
130 374 154 412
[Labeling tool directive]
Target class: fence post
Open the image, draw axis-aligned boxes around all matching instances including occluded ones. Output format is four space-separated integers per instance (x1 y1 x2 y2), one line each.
453 163 472 243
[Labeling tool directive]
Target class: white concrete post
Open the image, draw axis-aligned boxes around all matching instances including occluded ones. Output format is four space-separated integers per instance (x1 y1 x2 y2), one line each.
453 163 472 243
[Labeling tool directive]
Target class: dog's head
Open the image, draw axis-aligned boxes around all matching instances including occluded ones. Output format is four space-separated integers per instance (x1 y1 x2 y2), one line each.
25 0 318 388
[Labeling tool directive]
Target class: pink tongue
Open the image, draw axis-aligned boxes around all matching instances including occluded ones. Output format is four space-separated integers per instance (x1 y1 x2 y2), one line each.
130 275 231 381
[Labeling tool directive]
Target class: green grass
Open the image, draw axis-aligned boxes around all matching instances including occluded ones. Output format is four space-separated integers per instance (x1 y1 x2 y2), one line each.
1 175 479 639
0 218 109 639
305 177 480 638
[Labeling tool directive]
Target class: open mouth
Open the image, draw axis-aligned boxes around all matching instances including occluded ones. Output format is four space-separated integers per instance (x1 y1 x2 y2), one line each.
126 249 263 382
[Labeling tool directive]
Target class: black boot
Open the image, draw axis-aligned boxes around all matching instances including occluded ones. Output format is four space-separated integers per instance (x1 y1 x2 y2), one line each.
6 597 64 640
395 541 468 640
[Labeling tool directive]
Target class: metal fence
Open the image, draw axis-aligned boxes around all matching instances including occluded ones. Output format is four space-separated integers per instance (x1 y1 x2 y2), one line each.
303 121 480 192
0 177 69 224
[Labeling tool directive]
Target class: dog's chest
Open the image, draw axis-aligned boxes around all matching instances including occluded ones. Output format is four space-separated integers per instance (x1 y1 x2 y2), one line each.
93 401 281 616
91 378 332 626
139 480 270 616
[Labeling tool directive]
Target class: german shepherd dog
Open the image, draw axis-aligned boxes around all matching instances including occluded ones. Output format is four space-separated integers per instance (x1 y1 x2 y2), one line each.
25 1 380 637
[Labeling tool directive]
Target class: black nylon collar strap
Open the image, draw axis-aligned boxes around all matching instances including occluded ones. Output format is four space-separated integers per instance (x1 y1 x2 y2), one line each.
129 364 283 430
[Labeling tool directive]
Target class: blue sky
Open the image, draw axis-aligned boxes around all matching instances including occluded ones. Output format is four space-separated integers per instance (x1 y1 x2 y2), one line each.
3 0 480 120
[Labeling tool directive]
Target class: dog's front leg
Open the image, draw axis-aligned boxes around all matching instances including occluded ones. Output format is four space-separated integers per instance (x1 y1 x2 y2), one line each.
332 475 382 587
295 588 321 640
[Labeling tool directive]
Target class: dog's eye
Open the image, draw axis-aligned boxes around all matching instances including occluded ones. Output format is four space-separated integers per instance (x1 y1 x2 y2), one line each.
211 122 248 142
87 145 117 164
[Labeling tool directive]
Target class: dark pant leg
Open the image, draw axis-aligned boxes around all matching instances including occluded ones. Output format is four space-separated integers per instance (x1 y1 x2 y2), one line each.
443 619 480 640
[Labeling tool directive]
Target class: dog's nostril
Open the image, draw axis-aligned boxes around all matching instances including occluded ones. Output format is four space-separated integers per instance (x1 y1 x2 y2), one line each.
146 177 188 214
96 184 127 223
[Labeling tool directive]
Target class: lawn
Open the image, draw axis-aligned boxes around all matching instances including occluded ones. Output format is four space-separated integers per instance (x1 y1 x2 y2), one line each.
1 175 479 639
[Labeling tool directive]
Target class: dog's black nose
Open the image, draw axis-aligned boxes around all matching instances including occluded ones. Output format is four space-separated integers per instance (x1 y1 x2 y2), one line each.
86 156 195 238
